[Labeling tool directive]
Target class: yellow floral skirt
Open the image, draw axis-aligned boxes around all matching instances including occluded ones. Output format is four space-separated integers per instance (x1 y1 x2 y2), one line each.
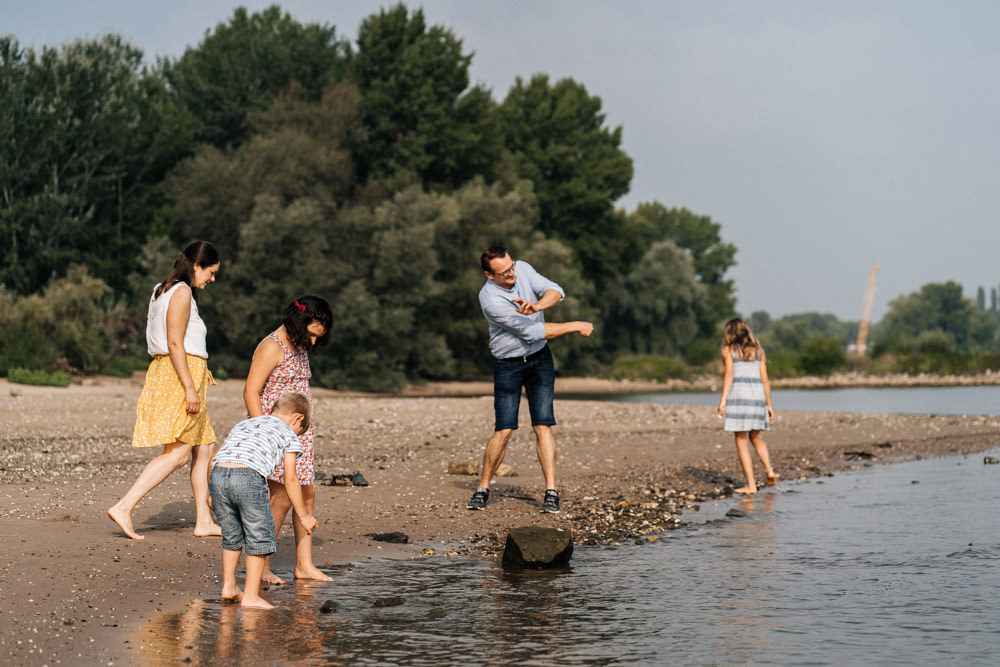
132 354 217 448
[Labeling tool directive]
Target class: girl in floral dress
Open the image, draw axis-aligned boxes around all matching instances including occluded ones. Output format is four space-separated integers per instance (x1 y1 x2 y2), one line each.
243 295 333 583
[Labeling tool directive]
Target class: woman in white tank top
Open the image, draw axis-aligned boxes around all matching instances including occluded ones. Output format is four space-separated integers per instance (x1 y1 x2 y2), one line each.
107 241 222 540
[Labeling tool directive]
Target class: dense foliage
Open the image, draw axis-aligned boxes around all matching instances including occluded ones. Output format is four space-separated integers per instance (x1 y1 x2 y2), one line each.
2 4 994 388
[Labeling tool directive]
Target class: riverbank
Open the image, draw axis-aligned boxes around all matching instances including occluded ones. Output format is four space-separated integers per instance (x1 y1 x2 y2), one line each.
393 369 1000 397
1 375 998 665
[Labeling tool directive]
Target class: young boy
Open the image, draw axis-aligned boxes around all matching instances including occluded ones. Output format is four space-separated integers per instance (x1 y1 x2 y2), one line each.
209 391 319 609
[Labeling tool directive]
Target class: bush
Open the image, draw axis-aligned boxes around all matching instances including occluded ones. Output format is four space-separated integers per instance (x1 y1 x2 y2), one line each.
763 352 798 378
798 336 848 376
0 267 139 376
683 338 718 367
608 355 690 381
7 367 73 387
100 354 150 378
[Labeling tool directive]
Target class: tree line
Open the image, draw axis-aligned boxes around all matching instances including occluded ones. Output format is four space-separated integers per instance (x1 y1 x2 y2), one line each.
2 4 996 388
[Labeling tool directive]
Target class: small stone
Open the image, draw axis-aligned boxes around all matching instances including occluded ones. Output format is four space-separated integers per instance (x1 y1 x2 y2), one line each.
495 463 516 477
319 600 336 614
371 532 408 544
373 596 405 608
426 608 446 619
447 461 478 475
421 548 435 556
984 456 999 465
726 508 747 518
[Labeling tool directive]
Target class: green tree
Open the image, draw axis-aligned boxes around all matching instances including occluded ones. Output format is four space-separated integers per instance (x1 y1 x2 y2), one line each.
798 336 847 376
165 5 348 148
0 35 192 296
879 281 998 353
164 81 359 261
602 241 706 356
748 310 772 333
625 203 737 335
349 3 504 187
499 73 633 287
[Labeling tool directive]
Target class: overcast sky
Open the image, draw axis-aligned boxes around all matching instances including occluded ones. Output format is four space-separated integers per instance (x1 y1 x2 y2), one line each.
7 0 1000 322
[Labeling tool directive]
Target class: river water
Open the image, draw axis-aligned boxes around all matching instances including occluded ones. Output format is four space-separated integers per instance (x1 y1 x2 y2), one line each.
560 384 1000 416
139 387 1000 665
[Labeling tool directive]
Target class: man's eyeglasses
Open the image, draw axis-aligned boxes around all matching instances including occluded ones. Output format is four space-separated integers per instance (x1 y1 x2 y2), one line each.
491 261 515 278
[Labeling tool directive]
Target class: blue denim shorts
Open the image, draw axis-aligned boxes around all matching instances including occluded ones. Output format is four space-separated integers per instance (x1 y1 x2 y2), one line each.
209 466 276 556
493 344 556 431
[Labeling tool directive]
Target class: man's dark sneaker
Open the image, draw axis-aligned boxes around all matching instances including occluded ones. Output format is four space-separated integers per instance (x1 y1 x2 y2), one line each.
467 488 489 510
540 489 560 514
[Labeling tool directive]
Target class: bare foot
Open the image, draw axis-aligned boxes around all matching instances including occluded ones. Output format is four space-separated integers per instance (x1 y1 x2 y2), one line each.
107 506 144 540
194 522 223 538
294 564 333 582
766 474 780 487
221 587 243 602
241 596 275 610
261 569 286 585
733 486 757 495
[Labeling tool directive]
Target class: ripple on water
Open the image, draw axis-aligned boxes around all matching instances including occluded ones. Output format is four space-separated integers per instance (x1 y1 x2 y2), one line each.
139 448 1000 665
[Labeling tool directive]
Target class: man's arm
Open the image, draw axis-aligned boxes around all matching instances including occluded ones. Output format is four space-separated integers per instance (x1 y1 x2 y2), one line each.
513 289 562 315
544 321 594 339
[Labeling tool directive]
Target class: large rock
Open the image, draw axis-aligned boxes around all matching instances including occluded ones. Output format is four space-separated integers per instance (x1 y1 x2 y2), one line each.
502 526 573 570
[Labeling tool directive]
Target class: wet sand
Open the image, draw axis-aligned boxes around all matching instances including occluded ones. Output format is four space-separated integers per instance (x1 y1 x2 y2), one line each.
1 375 997 665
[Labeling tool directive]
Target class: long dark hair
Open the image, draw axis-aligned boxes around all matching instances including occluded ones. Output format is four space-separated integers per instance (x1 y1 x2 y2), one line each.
282 294 333 352
154 241 220 302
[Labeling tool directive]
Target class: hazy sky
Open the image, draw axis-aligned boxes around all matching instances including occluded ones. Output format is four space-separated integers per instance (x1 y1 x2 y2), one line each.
7 1 1000 322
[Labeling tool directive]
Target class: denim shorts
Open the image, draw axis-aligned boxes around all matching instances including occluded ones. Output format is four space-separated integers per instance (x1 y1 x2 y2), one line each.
209 466 276 556
493 344 556 431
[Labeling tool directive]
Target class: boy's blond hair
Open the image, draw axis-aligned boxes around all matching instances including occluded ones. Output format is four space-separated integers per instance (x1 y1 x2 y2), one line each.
273 391 311 424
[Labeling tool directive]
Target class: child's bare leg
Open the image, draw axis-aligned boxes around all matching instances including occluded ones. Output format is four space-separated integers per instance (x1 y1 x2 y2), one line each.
241 554 275 609
191 443 222 537
733 432 758 494
221 548 243 601
749 430 777 482
293 485 331 581
107 442 192 539
262 480 292 585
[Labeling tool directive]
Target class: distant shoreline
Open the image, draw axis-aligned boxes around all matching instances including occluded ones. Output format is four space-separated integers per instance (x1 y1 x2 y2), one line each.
390 370 1000 397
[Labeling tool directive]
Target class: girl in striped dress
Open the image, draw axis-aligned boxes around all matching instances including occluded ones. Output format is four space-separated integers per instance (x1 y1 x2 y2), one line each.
716 318 777 494
243 295 333 583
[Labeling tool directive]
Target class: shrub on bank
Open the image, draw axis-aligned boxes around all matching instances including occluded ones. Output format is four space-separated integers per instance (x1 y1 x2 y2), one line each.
608 355 690 381
0 266 138 377
7 367 73 387
798 336 848 376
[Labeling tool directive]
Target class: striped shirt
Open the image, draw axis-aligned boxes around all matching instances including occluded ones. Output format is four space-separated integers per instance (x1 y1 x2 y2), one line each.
212 415 302 478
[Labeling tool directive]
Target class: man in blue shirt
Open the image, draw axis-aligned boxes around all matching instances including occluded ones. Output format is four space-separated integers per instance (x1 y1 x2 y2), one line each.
468 246 594 513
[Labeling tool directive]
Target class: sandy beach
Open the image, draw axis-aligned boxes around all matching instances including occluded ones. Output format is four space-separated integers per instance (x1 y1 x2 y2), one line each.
1 374 998 665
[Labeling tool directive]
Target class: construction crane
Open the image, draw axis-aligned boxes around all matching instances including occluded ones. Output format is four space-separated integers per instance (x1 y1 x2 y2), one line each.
855 265 878 355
